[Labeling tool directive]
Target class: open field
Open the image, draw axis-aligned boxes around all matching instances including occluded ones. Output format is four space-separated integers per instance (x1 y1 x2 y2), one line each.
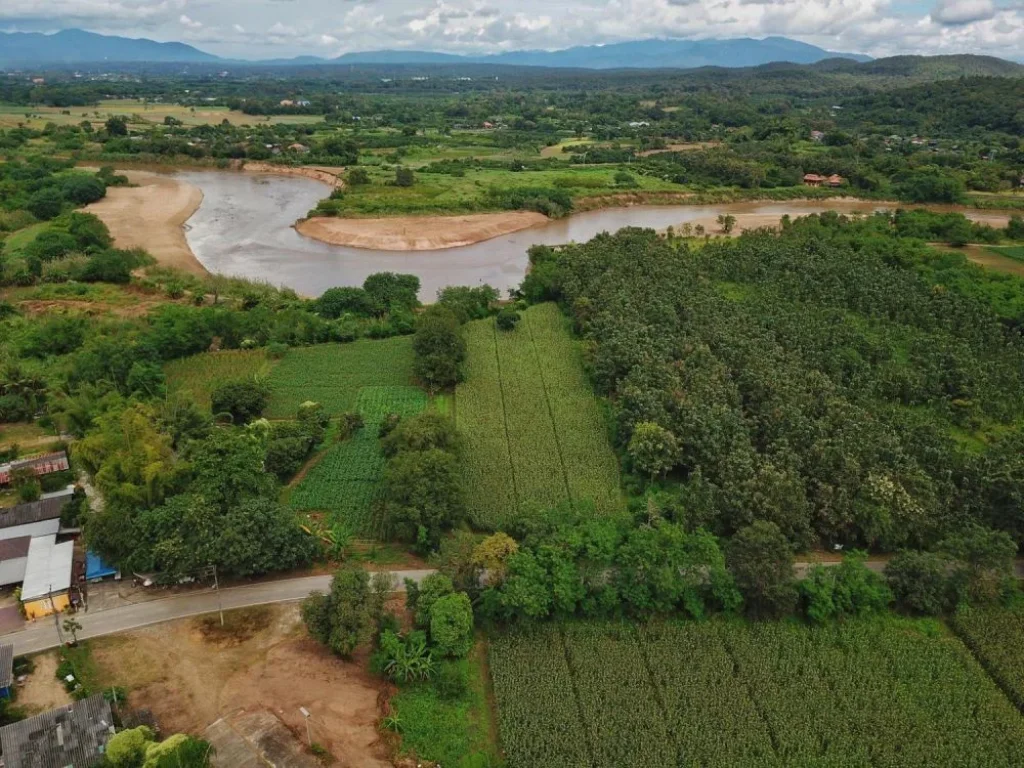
67 604 391 766
490 617 1024 768
987 245 1024 262
265 337 415 418
324 164 680 217
456 303 623 529
286 386 427 535
165 348 273 411
0 101 323 130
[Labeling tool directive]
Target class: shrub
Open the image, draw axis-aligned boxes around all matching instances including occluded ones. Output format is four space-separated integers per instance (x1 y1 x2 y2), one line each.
429 592 474 658
496 307 521 331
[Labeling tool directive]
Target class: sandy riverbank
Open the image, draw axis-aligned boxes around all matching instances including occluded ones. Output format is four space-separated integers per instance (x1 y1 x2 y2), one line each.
241 162 343 187
296 211 549 251
84 170 207 275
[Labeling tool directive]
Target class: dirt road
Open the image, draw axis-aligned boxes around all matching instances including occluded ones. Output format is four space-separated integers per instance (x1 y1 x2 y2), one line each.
85 170 206 275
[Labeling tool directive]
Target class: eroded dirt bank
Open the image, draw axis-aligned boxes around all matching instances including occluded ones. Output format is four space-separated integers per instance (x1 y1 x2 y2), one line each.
296 211 549 251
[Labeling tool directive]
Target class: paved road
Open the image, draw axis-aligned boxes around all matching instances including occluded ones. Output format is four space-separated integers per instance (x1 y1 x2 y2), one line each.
4 570 434 656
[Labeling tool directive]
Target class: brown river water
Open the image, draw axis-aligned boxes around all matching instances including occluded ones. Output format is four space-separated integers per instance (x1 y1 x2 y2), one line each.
178 170 1015 299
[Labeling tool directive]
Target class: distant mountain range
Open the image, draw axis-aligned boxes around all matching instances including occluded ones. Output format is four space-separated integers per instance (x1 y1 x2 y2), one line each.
1 29 1022 76
0 29 220 66
0 29 870 70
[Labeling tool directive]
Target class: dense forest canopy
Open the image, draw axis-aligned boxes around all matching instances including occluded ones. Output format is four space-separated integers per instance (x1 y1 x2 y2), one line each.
524 215 1024 551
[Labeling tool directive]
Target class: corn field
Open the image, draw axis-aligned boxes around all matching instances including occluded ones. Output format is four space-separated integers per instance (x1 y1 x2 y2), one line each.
489 617 1024 768
456 303 623 530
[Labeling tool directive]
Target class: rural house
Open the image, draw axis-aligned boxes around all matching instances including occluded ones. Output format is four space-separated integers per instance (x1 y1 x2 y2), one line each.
19 535 75 619
0 695 115 768
0 452 69 486
0 489 72 542
803 173 845 188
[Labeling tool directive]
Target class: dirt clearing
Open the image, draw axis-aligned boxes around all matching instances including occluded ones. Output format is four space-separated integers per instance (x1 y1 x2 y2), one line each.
296 210 548 251
85 170 206 275
18 651 72 715
87 604 391 767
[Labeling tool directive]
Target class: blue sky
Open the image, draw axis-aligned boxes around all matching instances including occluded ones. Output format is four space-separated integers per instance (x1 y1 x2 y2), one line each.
1 0 1022 61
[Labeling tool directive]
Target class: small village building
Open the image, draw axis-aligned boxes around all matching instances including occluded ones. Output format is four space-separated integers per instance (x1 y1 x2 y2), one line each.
20 535 74 619
0 642 13 698
279 99 295 107
0 452 69 486
810 130 825 142
803 173 826 187
0 537 32 587
0 695 115 768
0 490 71 542
288 143 310 153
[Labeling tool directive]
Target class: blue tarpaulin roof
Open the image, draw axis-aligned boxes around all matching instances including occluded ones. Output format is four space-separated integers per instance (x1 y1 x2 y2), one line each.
85 551 118 580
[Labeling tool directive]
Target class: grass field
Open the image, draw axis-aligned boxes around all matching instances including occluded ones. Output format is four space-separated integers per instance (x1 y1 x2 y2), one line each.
164 336 414 418
327 164 680 217
490 617 1024 768
456 303 622 529
164 349 272 411
0 100 323 129
286 385 426 535
264 337 414 418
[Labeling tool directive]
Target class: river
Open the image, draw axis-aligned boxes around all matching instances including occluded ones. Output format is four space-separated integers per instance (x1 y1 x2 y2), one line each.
177 170 1016 299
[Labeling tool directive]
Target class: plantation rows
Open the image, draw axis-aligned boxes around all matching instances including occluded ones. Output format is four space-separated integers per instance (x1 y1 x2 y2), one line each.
265 336 415 417
288 385 426 535
164 348 271 410
489 618 1024 768
457 304 622 530
951 607 1024 711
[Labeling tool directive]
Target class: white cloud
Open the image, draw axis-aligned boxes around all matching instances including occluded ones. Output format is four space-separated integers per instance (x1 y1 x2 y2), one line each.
2 0 1021 63
932 0 996 24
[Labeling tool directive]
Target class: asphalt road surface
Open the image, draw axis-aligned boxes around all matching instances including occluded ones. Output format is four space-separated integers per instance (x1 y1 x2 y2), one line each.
3 570 434 656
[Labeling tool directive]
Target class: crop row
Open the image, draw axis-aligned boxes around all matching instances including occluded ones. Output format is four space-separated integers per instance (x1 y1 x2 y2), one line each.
951 607 1024 711
266 336 414 417
523 304 624 515
454 319 518 529
456 304 623 529
287 385 426 534
490 617 1024 768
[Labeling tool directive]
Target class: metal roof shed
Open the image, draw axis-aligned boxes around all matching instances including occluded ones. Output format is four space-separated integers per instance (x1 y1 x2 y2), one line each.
0 642 13 693
20 536 73 602
0 694 114 768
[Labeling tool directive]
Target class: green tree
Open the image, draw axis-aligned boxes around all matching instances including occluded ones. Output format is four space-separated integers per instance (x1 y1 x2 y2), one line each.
210 380 269 424
347 168 370 186
302 566 379 658
380 412 459 458
429 592 474 658
886 550 958 615
410 572 454 628
394 167 415 187
107 727 154 768
628 422 679 480
380 448 464 547
717 214 737 234
727 521 797 618
105 116 129 136
315 286 373 318
496 307 521 331
412 305 465 392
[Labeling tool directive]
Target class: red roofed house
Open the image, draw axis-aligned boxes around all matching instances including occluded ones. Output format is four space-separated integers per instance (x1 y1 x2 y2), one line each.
803 173 826 187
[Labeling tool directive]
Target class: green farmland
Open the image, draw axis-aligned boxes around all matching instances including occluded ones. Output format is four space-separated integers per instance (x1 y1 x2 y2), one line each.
457 303 623 530
490 617 1024 768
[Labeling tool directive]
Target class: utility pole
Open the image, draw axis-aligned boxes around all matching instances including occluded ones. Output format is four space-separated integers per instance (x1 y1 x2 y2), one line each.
212 565 223 627
48 585 64 645
299 707 312 746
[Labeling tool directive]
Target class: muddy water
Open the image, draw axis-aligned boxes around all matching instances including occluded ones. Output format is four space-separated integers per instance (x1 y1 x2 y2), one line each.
178 170 1009 299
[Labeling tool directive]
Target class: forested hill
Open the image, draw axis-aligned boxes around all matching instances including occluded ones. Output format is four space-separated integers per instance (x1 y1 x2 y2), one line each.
812 54 1024 78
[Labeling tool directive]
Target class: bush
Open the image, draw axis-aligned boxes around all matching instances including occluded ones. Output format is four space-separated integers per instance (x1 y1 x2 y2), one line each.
316 286 374 318
210 380 269 424
496 307 521 331
727 521 797 619
429 592 474 658
886 550 958 615
434 661 469 700
799 552 892 622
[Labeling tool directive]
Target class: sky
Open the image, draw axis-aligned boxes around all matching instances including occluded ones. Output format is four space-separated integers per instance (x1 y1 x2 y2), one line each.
0 0 1022 62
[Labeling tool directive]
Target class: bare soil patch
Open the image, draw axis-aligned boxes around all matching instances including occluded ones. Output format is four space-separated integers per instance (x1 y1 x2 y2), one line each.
87 605 390 767
296 211 548 251
18 651 72 715
85 170 205 275
242 163 343 188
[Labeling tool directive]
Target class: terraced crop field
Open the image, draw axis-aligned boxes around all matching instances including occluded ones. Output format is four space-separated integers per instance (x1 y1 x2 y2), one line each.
456 303 622 529
490 618 1024 768
287 385 427 535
